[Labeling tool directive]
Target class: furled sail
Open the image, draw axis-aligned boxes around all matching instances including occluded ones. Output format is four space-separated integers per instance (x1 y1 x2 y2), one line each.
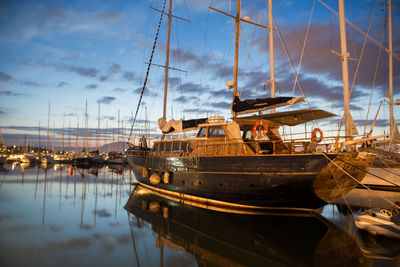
232 96 304 115
234 109 336 126
158 117 208 134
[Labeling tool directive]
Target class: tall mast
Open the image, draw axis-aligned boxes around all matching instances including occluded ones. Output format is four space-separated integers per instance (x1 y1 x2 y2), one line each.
97 100 100 151
338 0 352 141
61 113 65 153
38 121 41 154
388 0 394 147
162 0 172 121
232 0 241 117
117 109 120 153
46 101 50 152
75 118 79 155
85 100 88 153
268 0 275 103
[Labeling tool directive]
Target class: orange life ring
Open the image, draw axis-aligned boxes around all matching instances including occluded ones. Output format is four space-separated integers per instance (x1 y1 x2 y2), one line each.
311 128 323 143
252 121 268 139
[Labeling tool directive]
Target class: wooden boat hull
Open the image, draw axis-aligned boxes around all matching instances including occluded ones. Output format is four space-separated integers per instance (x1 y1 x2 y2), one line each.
127 152 374 210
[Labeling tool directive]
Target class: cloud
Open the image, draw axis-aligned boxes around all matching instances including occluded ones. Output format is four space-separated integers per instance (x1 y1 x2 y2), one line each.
99 63 122 82
113 87 126 93
133 87 158 97
122 71 137 81
0 2 125 43
176 82 206 94
19 80 43 87
0 72 14 82
103 116 115 121
99 96 116 104
84 84 98 90
168 77 182 87
19 59 100 78
209 101 231 110
182 108 215 114
0 90 30 97
173 96 198 103
0 107 7 114
57 81 69 87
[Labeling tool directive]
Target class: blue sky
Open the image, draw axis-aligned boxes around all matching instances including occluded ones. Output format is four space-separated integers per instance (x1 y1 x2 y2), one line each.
0 0 399 147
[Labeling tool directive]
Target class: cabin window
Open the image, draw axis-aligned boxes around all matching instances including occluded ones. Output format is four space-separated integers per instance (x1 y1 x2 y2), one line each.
172 142 181 152
208 126 226 137
197 127 207 137
159 142 165 152
165 142 172 152
153 143 159 151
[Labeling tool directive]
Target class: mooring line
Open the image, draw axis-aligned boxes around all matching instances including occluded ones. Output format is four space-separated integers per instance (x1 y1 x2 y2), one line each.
321 153 400 209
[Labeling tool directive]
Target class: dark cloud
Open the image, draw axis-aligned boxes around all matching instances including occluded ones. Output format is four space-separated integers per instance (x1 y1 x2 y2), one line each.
19 80 43 87
99 63 122 82
99 96 116 104
84 84 98 90
113 87 126 93
168 77 182 87
132 87 158 97
173 96 198 103
209 101 231 110
0 71 43 88
176 82 205 93
0 108 7 114
0 90 30 97
122 71 136 81
0 72 14 82
182 108 215 114
354 119 389 128
20 59 100 78
57 81 69 87
210 89 232 98
103 116 115 121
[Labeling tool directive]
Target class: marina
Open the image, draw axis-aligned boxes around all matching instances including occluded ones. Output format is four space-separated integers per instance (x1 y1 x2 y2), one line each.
0 0 399 265
0 162 399 266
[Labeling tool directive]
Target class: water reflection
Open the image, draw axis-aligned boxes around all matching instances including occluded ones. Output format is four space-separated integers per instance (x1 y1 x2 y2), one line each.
0 164 136 267
0 164 399 266
125 186 371 267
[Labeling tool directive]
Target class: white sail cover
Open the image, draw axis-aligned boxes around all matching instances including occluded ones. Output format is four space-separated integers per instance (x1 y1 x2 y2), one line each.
158 117 183 133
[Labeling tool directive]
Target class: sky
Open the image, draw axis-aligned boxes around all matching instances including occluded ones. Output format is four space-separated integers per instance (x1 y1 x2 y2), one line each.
0 0 399 149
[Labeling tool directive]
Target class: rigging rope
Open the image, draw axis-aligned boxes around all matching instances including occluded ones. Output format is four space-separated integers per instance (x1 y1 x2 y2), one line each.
128 0 168 145
363 31 384 137
291 0 315 96
321 153 400 209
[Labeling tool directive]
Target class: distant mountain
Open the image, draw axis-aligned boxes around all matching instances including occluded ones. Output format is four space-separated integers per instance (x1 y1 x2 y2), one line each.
98 142 129 153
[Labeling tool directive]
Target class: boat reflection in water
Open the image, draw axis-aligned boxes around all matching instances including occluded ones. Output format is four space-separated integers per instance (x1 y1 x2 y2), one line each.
125 186 371 267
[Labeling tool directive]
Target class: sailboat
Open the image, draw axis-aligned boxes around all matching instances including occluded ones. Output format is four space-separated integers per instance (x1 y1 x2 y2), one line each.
126 0 377 211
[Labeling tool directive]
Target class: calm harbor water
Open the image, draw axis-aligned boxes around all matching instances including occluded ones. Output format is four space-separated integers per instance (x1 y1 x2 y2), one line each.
0 164 399 266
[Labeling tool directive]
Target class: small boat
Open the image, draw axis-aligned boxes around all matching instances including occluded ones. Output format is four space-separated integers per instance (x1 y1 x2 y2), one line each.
107 151 124 164
355 202 400 239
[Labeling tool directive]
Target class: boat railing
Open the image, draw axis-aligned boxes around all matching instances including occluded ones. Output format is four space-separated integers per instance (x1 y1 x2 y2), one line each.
191 138 335 157
126 135 375 157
